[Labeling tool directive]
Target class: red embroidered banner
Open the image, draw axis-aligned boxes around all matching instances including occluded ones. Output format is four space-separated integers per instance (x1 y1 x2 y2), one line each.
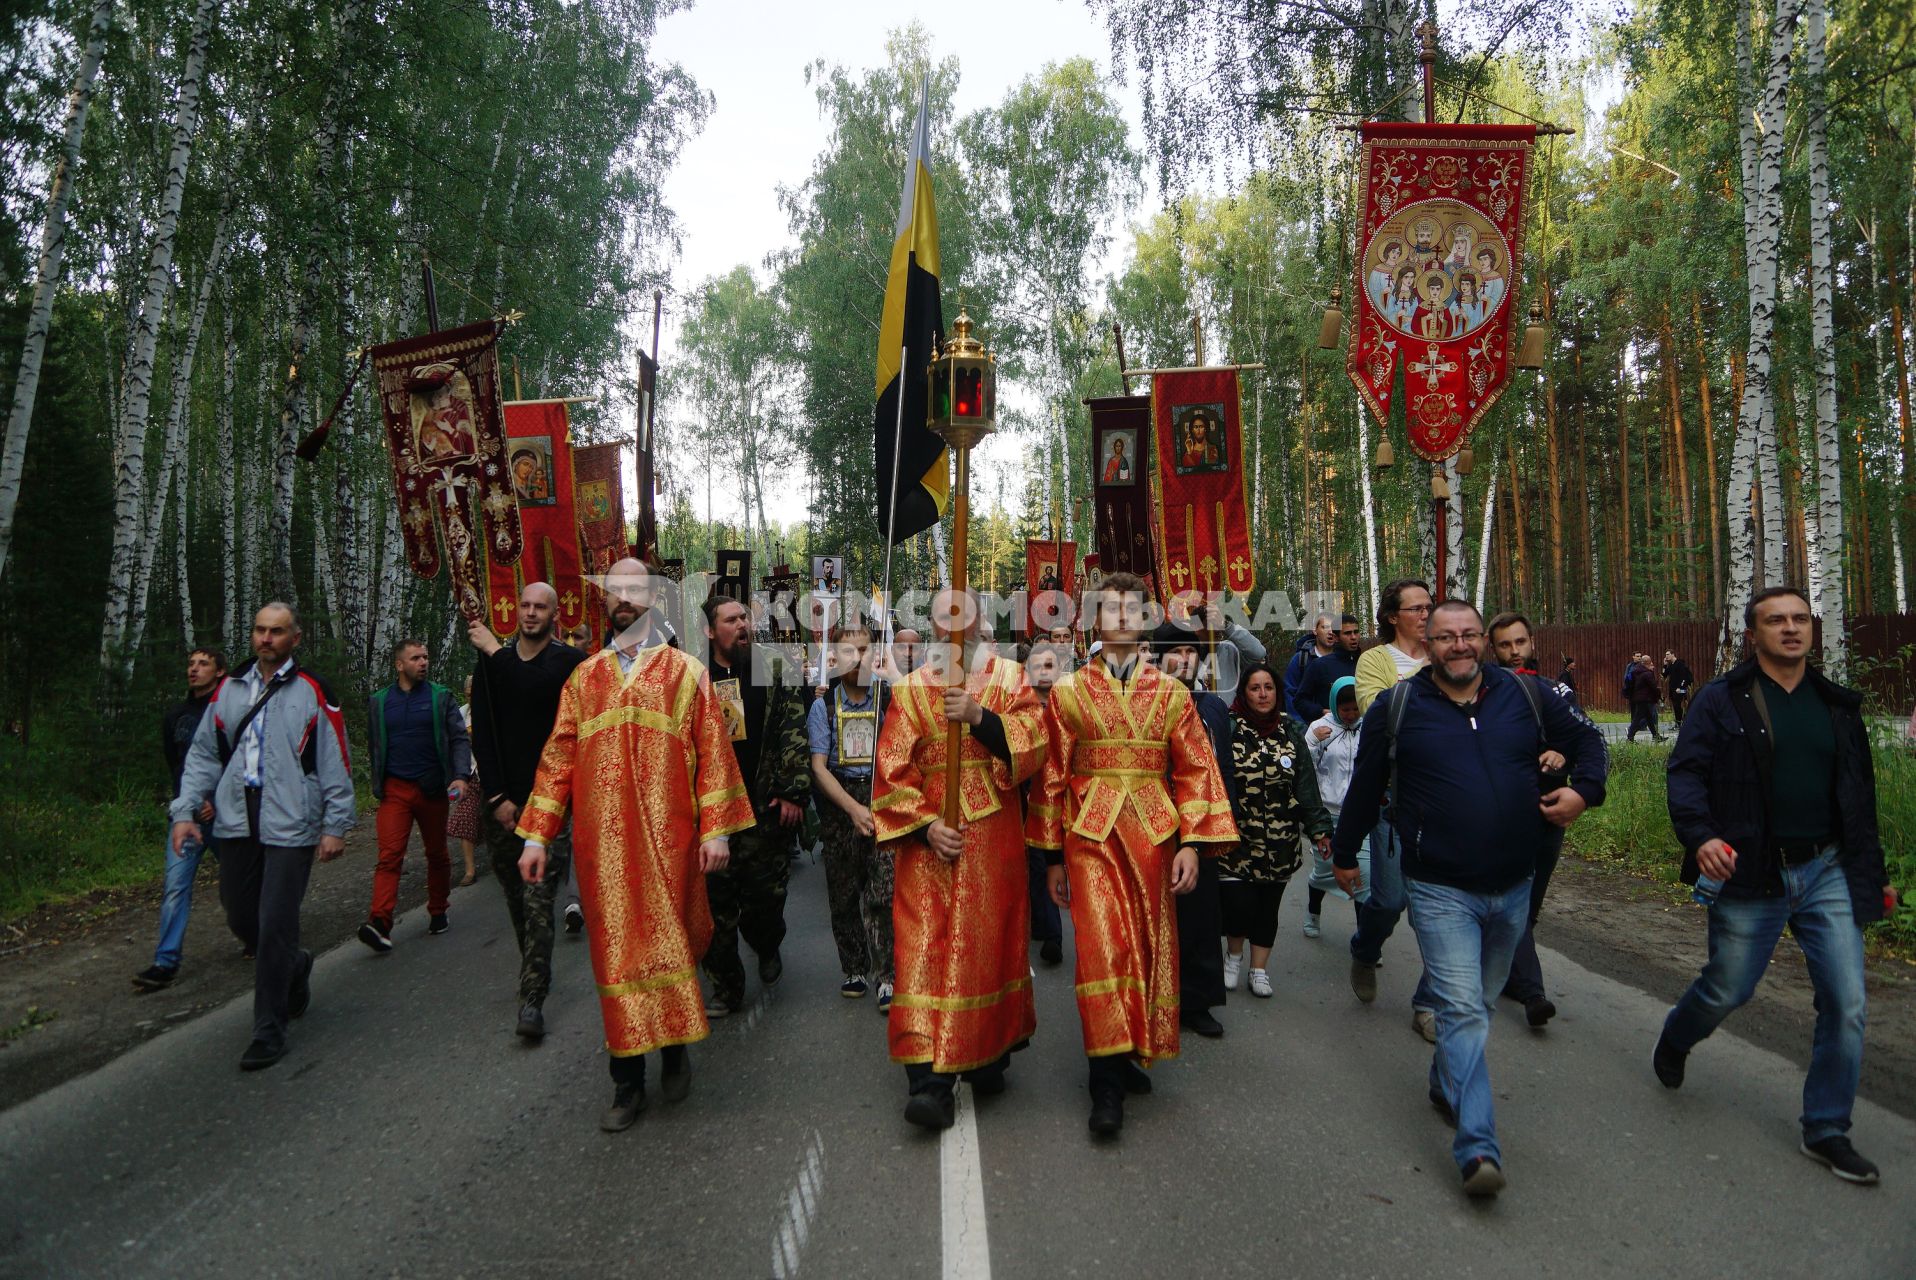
372 321 523 625
1086 393 1154 583
1025 539 1076 635
572 441 627 569
1346 123 1534 462
1150 368 1254 598
484 401 588 638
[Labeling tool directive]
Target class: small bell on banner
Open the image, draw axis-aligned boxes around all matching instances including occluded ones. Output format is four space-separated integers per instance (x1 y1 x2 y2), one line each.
1374 438 1395 470
1317 286 1344 351
1456 446 1475 476
1431 471 1450 500
1517 302 1549 370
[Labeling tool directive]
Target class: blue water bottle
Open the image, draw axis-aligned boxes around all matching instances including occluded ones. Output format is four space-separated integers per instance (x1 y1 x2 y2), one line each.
1692 843 1734 906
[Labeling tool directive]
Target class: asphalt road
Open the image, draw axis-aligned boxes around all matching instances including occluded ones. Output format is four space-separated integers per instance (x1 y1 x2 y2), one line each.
2 854 1912 1279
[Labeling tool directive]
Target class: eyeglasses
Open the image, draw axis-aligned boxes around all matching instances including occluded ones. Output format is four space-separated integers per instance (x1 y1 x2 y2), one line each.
1396 603 1432 615
1428 630 1485 647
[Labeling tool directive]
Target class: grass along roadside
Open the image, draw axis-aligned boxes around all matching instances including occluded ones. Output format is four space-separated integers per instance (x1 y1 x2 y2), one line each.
1567 737 1916 956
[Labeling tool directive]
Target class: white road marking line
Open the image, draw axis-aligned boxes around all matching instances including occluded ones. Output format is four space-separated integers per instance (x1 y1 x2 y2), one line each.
940 1082 992 1280
770 1128 826 1279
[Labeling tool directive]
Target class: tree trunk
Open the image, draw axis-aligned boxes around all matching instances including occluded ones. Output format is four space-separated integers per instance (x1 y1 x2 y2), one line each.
1354 381 1381 614
0 0 115 583
1474 437 1501 612
1660 313 1700 610
99 0 220 679
1692 295 1724 616
1804 0 1843 673
219 302 238 646
1618 351 1633 614
122 215 231 675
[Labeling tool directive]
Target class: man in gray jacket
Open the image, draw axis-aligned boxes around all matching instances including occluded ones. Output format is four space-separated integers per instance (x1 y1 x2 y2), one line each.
171 603 356 1070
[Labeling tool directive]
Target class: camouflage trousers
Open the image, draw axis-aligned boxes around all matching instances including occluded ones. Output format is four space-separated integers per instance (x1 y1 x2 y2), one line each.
702 819 792 1009
818 776 894 984
486 821 571 1006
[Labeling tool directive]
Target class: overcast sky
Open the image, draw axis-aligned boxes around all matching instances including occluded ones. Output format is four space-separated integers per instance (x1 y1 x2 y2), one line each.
649 0 1145 532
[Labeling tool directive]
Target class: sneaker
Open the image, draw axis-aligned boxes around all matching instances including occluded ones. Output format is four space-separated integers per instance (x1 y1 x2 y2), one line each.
1652 1032 1687 1088
1248 968 1273 999
239 1039 285 1071
876 981 894 1014
1413 1009 1438 1044
564 903 584 934
132 965 177 992
759 950 784 986
1302 913 1321 940
1039 939 1063 966
287 950 314 1019
427 913 449 935
600 1083 646 1132
356 921 393 955
1350 958 1377 1003
840 976 868 999
1461 1156 1505 1197
1524 997 1557 1028
515 1003 546 1040
703 995 737 1018
1800 1136 1880 1185
1223 952 1242 991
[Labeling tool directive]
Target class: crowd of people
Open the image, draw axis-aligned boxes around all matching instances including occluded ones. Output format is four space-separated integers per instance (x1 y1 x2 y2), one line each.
136 565 1892 1198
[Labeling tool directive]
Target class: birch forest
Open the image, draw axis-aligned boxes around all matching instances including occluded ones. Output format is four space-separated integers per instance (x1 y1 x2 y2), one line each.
3 0 1914 742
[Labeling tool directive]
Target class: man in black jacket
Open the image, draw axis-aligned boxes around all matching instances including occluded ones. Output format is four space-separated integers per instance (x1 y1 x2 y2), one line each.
1658 586 1891 1185
1662 650 1696 726
1333 601 1606 1198
132 647 227 991
1294 613 1363 724
468 583 588 1040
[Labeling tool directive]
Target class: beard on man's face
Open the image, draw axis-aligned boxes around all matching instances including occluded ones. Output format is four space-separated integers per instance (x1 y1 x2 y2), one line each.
521 614 554 639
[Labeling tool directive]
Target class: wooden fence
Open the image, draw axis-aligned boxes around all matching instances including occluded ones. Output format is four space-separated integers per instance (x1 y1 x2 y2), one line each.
1531 613 1916 716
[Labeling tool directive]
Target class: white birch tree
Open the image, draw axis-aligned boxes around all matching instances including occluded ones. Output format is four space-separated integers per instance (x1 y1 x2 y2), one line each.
1804 0 1844 674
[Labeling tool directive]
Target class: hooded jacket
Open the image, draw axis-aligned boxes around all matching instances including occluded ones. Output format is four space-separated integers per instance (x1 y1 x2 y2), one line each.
1307 675 1362 810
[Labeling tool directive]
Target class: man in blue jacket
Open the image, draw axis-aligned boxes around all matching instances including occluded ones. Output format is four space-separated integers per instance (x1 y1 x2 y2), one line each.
358 638 472 951
1657 586 1890 1185
170 603 356 1071
1332 600 1605 1198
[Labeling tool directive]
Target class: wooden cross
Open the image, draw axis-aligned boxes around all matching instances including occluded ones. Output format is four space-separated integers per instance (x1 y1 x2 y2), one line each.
1409 343 1458 390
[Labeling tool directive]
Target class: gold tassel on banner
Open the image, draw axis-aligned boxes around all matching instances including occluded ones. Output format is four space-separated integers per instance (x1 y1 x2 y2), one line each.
1374 438 1395 469
1317 287 1344 350
1431 471 1450 500
1456 446 1474 476
1517 302 1548 369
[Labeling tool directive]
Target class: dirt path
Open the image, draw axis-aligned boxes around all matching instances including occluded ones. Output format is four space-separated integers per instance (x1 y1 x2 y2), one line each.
4 842 1914 1119
0 824 485 1107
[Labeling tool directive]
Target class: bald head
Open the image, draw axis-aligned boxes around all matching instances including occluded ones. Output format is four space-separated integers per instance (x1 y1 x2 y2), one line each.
251 601 301 672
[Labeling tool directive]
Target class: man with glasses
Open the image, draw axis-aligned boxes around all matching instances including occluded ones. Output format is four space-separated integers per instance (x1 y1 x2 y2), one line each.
1332 601 1605 1197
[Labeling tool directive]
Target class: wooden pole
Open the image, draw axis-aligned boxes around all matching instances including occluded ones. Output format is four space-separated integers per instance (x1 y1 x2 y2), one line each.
941 441 973 828
1114 323 1133 395
422 256 440 333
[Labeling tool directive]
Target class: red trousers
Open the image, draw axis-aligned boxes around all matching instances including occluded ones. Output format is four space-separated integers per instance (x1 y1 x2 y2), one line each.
371 777 451 926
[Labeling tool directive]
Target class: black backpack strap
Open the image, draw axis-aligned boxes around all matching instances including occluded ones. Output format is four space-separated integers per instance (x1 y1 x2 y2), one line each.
1513 671 1545 742
217 673 292 768
1385 678 1413 820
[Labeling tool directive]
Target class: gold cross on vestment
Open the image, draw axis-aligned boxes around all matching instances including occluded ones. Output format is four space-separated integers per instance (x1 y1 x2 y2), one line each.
1229 554 1250 581
1169 562 1190 587
1409 344 1458 390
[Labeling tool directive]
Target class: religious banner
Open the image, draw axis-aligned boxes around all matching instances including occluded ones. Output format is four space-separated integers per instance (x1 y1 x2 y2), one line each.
715 549 752 604
372 320 522 624
1346 122 1536 462
572 441 627 573
762 564 804 643
1025 538 1076 635
1085 393 1154 583
484 400 588 639
1149 369 1254 598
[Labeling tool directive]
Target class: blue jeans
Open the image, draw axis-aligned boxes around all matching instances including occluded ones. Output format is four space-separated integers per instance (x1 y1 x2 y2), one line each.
1407 876 1530 1170
152 833 207 970
1349 818 1434 1011
1662 848 1866 1143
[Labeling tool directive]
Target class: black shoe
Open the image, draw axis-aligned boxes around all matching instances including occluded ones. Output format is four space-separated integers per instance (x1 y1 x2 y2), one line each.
357 921 393 954
564 903 584 934
132 965 177 992
288 950 314 1019
516 1003 546 1040
759 950 784 986
1088 1090 1124 1136
239 1039 286 1071
904 1087 956 1131
1430 1088 1457 1127
600 1083 646 1132
427 913 449 935
661 1048 692 1103
1120 1059 1154 1095
1461 1156 1505 1197
966 1065 1008 1097
1801 1136 1880 1184
1652 1032 1687 1089
1524 997 1556 1028
1180 1008 1224 1039
1039 939 1063 966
